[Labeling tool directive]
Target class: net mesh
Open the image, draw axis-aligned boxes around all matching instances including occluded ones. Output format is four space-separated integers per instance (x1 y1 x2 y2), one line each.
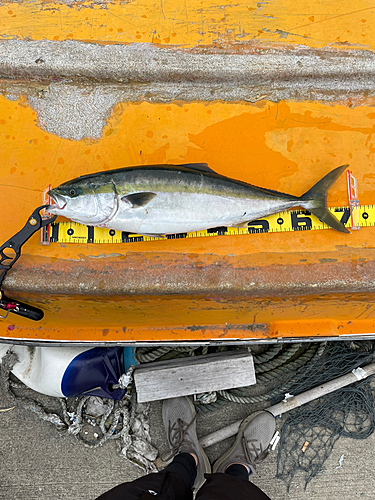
272 340 375 403
136 340 375 490
276 378 375 490
267 340 375 490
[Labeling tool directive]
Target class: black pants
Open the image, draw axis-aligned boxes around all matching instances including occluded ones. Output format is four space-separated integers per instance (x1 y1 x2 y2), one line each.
96 453 272 500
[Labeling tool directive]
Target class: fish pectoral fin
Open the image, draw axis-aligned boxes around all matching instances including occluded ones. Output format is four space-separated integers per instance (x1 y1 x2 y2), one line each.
121 192 157 208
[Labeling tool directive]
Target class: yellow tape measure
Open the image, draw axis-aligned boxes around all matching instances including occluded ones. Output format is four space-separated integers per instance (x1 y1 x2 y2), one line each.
47 205 375 244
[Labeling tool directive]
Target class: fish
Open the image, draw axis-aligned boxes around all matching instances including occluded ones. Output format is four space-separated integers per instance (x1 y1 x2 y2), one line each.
47 163 350 235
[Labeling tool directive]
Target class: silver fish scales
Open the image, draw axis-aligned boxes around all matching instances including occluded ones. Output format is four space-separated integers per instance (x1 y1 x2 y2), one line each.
47 163 349 235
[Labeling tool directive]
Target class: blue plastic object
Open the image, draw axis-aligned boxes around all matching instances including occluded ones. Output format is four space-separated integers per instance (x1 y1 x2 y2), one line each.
123 347 137 371
61 347 126 400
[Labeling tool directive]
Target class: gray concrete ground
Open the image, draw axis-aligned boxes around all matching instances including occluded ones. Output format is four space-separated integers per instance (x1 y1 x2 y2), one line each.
1 388 374 500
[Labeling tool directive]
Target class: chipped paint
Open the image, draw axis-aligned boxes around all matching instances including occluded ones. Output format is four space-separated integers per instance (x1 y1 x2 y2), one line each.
4 248 375 297
2 41 375 139
28 83 124 141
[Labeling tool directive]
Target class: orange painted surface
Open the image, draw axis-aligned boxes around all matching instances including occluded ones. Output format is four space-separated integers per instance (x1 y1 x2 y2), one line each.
2 1 375 342
1 97 375 342
2 289 375 343
1 0 375 49
2 98 375 259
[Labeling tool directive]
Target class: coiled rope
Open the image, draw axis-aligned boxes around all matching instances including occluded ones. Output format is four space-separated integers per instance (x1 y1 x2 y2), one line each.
134 342 328 412
135 345 209 363
0 350 157 472
252 344 284 364
217 343 326 405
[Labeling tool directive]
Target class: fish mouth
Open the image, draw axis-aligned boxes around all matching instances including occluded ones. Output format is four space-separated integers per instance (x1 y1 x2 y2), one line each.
47 191 67 211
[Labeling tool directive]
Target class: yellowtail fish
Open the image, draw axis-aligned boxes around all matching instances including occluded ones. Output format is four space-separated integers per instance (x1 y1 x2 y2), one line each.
47 163 349 235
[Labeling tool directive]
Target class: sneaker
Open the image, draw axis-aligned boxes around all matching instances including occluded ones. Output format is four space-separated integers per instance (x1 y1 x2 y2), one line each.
162 396 211 490
212 411 275 477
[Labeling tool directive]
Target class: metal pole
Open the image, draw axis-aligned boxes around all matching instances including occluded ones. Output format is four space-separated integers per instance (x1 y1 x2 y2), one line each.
199 362 375 449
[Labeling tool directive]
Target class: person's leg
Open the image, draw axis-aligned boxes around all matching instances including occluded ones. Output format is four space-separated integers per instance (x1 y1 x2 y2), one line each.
95 396 210 500
196 411 275 500
196 473 273 500
225 463 250 481
95 453 195 500
164 452 197 488
162 396 211 491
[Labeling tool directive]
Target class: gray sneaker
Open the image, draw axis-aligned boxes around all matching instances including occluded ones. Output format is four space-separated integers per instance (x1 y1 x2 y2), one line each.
162 396 211 490
212 411 275 476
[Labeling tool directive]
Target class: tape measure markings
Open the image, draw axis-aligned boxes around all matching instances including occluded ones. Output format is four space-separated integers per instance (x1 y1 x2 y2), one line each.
48 205 374 244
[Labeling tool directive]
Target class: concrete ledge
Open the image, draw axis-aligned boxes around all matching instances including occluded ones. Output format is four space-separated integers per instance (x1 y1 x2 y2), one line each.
2 40 374 140
3 248 375 297
1 40 375 102
2 40 374 139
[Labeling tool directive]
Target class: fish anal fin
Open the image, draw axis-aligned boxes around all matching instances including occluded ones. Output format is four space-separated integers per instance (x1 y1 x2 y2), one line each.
121 192 156 208
179 163 217 174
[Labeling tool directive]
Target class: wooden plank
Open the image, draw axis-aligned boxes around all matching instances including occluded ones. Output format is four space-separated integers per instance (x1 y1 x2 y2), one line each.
134 350 255 403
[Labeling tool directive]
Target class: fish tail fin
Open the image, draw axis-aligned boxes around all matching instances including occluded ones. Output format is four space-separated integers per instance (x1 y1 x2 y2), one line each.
300 164 350 234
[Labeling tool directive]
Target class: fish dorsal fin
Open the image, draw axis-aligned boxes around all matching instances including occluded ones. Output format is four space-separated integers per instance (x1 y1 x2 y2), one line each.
179 163 217 174
121 192 156 208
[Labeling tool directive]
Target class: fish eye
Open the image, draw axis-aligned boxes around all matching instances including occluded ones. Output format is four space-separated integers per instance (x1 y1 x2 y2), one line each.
69 188 77 197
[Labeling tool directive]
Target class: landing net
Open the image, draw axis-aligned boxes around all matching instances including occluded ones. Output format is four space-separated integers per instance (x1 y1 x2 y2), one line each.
136 340 375 489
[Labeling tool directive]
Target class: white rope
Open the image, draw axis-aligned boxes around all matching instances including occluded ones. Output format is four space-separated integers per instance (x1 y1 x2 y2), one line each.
0 354 157 472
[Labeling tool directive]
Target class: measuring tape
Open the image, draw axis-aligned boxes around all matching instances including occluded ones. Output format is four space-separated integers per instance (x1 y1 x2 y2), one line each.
45 205 375 245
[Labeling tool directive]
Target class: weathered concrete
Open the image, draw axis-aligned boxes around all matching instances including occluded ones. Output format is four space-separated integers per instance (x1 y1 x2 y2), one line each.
5 247 375 297
1 391 374 499
1 40 375 139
